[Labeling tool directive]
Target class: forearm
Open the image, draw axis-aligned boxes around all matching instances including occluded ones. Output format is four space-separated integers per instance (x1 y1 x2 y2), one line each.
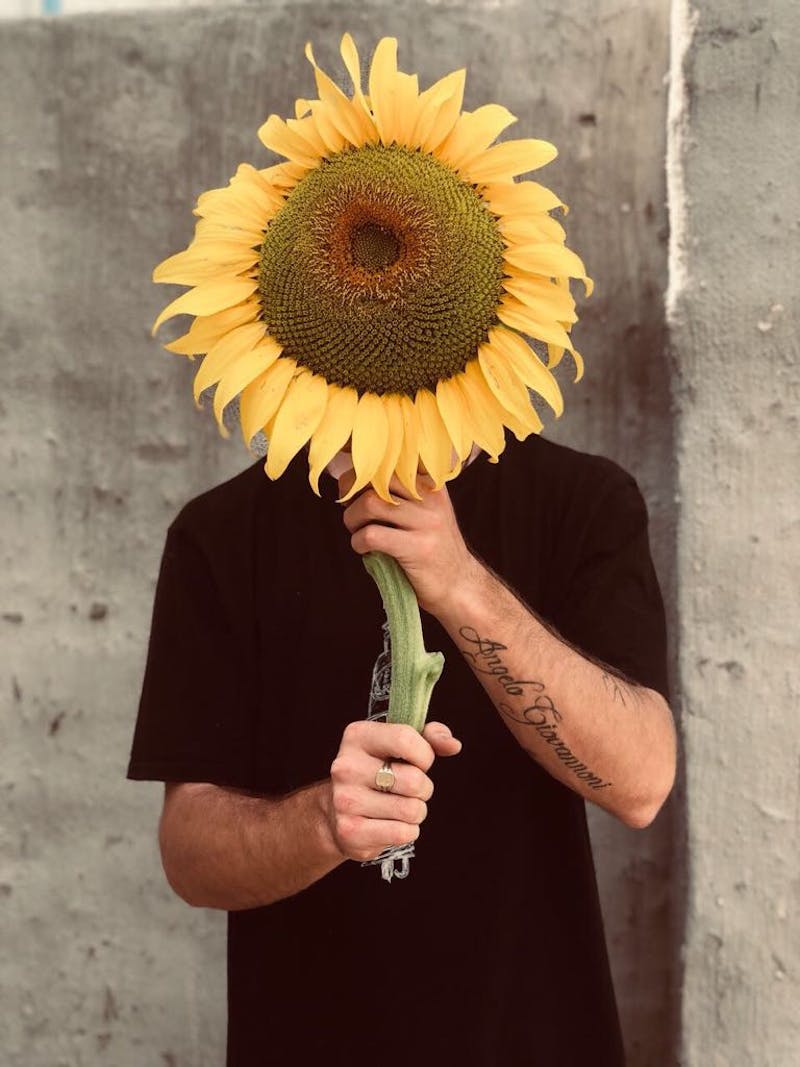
434 558 676 828
159 778 345 910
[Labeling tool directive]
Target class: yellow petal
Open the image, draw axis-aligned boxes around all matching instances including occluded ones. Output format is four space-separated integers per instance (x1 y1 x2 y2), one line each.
499 214 567 246
464 138 557 184
435 376 473 462
193 323 272 405
482 180 566 217
503 242 590 285
415 388 454 490
257 114 321 168
501 274 577 323
409 71 461 146
259 161 307 190
368 37 400 144
436 104 518 172
307 100 348 155
153 243 258 286
239 356 297 445
213 337 283 432
307 383 359 495
488 328 564 417
340 32 379 137
456 364 507 462
395 394 423 500
194 216 266 246
152 279 258 335
496 299 575 351
371 394 405 503
265 368 329 480
478 339 542 431
163 300 260 355
418 69 466 153
338 392 390 503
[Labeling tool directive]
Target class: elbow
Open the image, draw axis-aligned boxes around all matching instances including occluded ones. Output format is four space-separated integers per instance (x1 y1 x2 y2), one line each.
619 707 677 830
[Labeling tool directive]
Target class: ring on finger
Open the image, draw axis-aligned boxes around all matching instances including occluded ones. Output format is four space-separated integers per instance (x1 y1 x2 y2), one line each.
374 758 396 793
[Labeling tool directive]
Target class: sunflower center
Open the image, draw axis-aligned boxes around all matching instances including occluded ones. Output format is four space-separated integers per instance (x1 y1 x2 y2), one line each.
350 221 401 271
258 144 506 396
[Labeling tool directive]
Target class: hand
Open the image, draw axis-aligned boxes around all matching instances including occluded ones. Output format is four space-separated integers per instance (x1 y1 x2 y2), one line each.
339 470 482 616
323 719 462 863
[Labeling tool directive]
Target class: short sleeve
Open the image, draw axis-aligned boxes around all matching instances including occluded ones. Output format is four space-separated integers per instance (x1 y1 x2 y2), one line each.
126 521 258 789
551 472 671 704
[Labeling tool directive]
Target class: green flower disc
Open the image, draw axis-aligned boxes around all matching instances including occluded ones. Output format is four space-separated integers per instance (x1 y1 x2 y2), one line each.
258 144 506 396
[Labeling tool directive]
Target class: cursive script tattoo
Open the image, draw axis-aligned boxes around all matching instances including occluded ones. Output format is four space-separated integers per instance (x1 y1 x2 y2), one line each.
458 624 611 792
601 671 628 707
458 626 546 697
497 702 611 790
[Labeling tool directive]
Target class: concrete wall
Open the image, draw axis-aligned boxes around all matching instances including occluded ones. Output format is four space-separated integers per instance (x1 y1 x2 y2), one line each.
3 1 676 1063
668 2 800 1064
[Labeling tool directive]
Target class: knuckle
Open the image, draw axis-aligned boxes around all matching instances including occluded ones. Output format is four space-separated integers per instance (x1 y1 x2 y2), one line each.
333 787 357 815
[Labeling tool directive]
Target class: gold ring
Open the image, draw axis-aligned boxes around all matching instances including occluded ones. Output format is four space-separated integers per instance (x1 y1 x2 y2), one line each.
374 759 396 792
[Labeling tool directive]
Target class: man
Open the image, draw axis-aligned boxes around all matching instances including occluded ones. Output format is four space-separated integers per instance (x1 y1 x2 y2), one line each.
127 431 676 1065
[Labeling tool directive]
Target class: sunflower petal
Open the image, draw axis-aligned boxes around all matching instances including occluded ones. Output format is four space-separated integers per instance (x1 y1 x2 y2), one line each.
464 138 557 184
163 301 260 355
307 383 359 495
239 356 297 445
368 37 403 146
488 328 564 417
456 364 507 461
193 323 273 405
415 388 454 490
418 69 466 153
371 394 405 503
437 104 518 171
257 114 321 168
395 394 423 499
152 279 258 335
499 214 567 246
338 392 390 503
435 376 473 462
503 242 589 284
340 32 378 137
478 339 543 431
265 368 329 480
483 180 565 217
501 275 577 323
153 243 258 286
213 338 283 432
496 299 575 351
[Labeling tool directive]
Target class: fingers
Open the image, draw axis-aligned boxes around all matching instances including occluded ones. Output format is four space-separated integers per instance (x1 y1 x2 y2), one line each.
331 746 435 801
338 470 435 509
422 720 463 758
342 720 437 772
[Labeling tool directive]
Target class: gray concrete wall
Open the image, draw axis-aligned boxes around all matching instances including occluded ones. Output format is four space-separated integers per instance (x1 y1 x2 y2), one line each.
668 2 800 1064
2 2 676 1063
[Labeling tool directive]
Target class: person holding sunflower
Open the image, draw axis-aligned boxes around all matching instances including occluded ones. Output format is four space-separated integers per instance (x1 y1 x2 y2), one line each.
127 34 676 1066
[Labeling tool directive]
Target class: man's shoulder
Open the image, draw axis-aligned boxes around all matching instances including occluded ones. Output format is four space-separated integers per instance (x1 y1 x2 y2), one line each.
518 433 637 497
168 457 268 544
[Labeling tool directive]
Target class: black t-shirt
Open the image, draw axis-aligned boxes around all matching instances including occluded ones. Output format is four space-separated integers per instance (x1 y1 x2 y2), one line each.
127 431 670 1067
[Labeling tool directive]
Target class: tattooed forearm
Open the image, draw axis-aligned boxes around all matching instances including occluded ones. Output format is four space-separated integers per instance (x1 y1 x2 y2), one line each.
497 702 611 790
457 625 612 792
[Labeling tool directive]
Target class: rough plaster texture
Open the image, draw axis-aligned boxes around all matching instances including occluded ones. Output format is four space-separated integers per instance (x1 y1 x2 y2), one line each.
668 2 800 1064
0 2 677 1063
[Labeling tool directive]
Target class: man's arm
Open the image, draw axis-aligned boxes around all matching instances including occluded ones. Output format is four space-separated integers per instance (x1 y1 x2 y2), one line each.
432 559 677 828
158 719 461 910
341 470 677 831
159 779 344 910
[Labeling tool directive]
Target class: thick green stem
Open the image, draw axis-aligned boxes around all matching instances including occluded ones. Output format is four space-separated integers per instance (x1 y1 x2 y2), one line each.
363 551 445 733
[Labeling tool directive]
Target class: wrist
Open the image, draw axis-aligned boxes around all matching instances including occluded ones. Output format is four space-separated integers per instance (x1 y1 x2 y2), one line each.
433 553 490 627
311 779 346 865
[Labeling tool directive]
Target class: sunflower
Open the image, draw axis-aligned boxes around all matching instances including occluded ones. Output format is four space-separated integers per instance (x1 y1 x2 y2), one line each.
152 33 592 505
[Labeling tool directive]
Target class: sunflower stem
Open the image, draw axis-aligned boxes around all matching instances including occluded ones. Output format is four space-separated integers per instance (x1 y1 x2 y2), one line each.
363 551 444 733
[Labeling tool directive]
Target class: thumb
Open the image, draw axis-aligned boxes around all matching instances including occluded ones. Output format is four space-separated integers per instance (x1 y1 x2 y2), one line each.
423 721 463 756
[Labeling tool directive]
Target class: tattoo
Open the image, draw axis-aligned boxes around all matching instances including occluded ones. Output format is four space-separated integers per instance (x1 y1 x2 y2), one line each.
458 626 546 698
601 671 627 707
457 626 612 792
